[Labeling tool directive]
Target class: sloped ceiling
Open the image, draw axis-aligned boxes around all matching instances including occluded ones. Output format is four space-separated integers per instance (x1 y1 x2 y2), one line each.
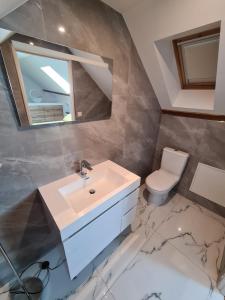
0 0 29 19
103 0 225 115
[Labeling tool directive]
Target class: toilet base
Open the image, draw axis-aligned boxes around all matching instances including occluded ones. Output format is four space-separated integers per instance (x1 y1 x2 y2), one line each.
147 191 169 206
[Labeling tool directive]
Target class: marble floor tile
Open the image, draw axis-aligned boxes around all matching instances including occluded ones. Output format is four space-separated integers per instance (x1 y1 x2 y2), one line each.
132 186 179 240
66 190 225 299
95 230 146 297
68 273 108 300
1 186 224 300
67 227 146 300
156 194 225 281
103 232 223 300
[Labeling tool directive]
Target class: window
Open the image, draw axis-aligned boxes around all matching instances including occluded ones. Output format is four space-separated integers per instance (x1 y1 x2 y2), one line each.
173 28 220 89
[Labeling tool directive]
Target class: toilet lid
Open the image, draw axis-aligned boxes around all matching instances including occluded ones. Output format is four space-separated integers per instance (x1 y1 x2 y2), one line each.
146 169 179 192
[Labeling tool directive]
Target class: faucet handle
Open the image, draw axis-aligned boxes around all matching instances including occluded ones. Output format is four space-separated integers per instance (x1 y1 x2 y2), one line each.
82 160 93 170
80 160 93 177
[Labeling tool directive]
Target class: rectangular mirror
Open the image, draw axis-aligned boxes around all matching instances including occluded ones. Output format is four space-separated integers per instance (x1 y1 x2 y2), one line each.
0 29 113 127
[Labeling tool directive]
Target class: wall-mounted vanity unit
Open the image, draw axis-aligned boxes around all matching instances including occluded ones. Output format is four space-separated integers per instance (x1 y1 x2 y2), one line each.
0 27 113 127
39 160 140 279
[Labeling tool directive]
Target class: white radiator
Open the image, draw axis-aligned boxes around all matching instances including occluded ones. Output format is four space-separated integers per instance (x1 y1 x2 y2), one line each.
190 163 225 207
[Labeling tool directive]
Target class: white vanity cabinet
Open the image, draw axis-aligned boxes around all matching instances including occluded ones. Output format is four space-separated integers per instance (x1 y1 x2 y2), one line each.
120 188 139 231
39 160 141 280
63 188 139 279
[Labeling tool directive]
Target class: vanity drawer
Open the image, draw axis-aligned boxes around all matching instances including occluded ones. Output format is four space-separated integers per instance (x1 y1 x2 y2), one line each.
121 206 137 232
63 202 122 279
121 188 139 215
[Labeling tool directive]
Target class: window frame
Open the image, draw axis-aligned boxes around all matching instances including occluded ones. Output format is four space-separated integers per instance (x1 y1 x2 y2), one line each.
173 28 220 90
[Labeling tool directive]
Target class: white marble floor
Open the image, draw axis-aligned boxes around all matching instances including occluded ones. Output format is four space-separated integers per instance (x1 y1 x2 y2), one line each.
1 185 225 300
99 187 225 300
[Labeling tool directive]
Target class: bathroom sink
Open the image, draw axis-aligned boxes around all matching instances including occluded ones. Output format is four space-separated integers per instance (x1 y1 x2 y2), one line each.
39 160 140 241
59 166 127 214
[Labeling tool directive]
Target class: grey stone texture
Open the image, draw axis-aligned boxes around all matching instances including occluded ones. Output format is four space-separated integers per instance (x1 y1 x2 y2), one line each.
0 0 160 282
153 114 225 217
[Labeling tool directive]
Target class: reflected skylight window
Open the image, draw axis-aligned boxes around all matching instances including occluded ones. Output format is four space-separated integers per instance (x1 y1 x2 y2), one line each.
41 65 70 94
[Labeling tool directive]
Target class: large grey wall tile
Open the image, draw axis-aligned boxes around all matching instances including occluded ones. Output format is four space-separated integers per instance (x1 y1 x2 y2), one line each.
0 0 46 39
199 120 225 169
0 0 160 283
156 114 207 157
153 114 225 218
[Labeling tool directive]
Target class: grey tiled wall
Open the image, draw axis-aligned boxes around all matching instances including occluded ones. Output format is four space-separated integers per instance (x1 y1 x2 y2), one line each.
0 0 160 281
153 114 225 217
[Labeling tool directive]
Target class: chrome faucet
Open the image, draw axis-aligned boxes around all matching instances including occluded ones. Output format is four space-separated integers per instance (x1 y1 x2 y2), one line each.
80 160 93 177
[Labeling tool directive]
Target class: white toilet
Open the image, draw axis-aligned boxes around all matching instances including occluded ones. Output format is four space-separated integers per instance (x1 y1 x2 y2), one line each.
145 147 189 206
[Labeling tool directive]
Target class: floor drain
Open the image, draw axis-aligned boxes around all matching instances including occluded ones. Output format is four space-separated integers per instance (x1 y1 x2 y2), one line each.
89 189 96 194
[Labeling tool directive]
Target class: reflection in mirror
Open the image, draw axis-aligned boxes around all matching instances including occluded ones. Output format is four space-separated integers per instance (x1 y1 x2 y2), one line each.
71 49 112 121
16 52 74 125
0 29 113 127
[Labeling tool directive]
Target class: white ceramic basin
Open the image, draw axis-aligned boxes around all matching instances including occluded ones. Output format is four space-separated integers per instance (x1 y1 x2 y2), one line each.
39 160 140 241
59 167 127 214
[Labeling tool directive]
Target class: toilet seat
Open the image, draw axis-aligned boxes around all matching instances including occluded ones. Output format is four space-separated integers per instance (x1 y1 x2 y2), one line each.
146 169 179 194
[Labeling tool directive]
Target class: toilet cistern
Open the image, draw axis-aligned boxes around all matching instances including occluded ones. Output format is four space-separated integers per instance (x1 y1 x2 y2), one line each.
145 147 189 206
